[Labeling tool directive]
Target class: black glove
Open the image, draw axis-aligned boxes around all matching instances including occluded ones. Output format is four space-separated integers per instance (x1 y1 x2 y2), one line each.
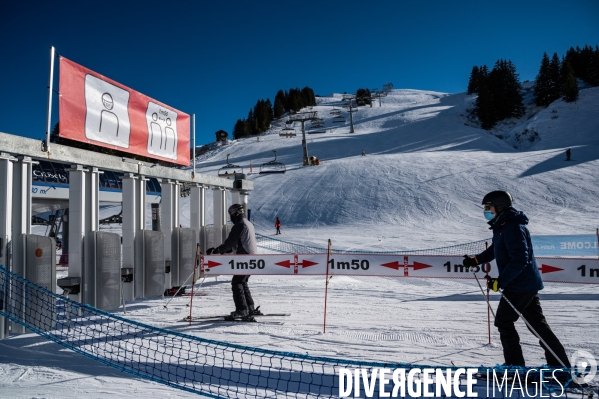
462 255 478 271
485 276 500 292
206 247 215 255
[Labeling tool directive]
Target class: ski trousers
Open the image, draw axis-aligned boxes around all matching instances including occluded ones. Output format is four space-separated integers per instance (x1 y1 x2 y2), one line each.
495 291 570 367
231 275 254 312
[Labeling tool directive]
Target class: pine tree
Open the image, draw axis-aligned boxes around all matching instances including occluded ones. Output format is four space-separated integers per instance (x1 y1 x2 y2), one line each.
356 88 372 105
274 90 285 118
467 66 480 94
301 87 315 107
474 65 496 129
489 59 524 121
547 53 562 103
534 53 552 106
247 109 256 136
233 120 246 140
265 99 274 123
561 60 579 102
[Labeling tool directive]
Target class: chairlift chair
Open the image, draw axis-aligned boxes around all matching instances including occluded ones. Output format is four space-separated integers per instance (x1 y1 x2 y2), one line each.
259 150 286 174
280 125 297 138
218 154 243 178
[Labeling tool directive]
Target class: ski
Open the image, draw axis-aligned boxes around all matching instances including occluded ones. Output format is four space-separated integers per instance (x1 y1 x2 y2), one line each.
183 313 290 321
183 317 285 325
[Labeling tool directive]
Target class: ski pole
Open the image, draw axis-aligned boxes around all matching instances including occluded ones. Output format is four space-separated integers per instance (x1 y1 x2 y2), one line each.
164 261 202 309
323 239 332 334
471 270 496 319
497 289 569 370
188 244 200 326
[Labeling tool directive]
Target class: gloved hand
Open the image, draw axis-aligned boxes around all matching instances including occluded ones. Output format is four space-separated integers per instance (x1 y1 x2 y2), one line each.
486 276 500 292
206 247 215 255
462 255 478 271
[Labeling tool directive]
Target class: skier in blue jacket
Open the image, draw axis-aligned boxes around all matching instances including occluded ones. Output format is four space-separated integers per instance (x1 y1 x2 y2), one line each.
463 191 570 368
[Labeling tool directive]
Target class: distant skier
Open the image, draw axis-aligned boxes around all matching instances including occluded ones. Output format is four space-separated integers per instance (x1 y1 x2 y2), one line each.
463 191 570 368
361 149 366 156
566 148 571 161
275 217 281 235
207 204 262 320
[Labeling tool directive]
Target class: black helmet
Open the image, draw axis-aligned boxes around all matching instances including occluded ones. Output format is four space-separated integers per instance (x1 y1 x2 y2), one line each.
228 204 245 221
482 191 513 214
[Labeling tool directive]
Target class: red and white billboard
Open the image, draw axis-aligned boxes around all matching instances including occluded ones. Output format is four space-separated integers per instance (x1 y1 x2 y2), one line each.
59 57 190 166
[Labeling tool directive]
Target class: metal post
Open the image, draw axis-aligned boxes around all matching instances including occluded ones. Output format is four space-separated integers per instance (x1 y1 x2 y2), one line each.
192 114 196 178
190 184 206 252
349 100 355 133
44 46 56 152
301 120 309 165
0 154 15 339
122 174 139 299
85 168 100 307
67 165 87 306
11 157 33 335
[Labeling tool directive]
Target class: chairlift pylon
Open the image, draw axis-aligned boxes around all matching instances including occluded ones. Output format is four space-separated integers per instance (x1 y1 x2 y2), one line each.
259 150 286 174
218 154 243 178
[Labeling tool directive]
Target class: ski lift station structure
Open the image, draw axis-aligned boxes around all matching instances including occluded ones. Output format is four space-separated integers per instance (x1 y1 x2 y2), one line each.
259 150 286 174
218 154 243 178
287 111 320 166
0 131 253 339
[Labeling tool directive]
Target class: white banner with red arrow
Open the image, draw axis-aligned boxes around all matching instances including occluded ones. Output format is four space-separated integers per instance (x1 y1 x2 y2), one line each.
200 254 599 284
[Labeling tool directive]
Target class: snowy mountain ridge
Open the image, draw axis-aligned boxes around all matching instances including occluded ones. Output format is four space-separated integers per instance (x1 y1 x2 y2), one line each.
188 87 599 251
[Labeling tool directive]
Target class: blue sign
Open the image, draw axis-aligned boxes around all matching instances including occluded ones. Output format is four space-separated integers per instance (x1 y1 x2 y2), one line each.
532 235 599 257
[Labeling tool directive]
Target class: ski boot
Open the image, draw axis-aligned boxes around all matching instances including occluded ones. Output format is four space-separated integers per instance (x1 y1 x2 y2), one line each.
249 306 263 316
225 309 255 322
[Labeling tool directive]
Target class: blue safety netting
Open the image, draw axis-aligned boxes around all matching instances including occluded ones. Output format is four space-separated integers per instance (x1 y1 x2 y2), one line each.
1 265 593 398
256 234 492 256
256 233 599 258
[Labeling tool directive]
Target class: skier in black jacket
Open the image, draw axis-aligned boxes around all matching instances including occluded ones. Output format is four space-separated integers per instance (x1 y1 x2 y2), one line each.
463 191 570 368
207 204 261 320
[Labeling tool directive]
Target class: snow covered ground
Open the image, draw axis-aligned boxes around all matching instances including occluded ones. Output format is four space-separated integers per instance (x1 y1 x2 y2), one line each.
1 88 598 398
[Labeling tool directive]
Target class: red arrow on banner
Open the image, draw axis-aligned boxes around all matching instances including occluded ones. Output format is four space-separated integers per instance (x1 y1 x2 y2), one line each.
275 259 319 268
301 260 319 268
539 264 563 274
275 260 292 268
380 261 432 271
204 260 222 268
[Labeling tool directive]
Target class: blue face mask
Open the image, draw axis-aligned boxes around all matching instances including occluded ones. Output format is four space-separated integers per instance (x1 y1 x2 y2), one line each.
484 210 495 221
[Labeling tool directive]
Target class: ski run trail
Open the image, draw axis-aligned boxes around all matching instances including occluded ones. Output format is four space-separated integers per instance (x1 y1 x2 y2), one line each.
1 86 598 398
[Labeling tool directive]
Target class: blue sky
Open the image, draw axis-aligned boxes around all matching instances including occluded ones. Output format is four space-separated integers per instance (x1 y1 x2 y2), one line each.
1 0 598 147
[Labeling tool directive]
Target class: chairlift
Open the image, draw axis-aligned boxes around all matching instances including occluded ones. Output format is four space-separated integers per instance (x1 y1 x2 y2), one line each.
218 154 243 178
333 116 346 123
307 129 326 134
259 150 286 174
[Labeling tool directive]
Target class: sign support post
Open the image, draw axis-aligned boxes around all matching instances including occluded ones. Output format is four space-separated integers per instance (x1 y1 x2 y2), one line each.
44 46 56 152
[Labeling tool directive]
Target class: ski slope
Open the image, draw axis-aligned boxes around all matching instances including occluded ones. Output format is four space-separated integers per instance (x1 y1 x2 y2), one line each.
1 88 598 398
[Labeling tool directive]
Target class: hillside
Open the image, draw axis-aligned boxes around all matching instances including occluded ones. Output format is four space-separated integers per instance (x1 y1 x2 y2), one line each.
188 87 599 251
